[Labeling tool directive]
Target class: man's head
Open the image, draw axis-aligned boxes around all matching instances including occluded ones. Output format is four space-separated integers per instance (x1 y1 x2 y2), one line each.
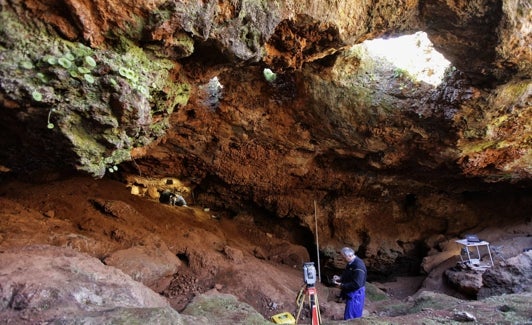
341 247 356 262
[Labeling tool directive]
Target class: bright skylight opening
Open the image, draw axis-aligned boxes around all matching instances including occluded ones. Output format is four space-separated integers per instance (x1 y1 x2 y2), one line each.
363 31 451 86
201 76 223 110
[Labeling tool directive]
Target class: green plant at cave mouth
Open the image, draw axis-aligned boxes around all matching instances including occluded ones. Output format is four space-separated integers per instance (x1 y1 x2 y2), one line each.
58 57 72 69
393 67 412 80
32 90 43 102
20 60 34 69
263 68 277 82
83 74 95 84
0 10 190 177
47 109 55 129
84 55 97 68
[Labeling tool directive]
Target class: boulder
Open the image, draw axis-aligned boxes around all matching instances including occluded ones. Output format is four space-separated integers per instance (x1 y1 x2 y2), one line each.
104 243 182 288
444 268 484 297
0 245 182 324
182 292 270 325
478 250 532 298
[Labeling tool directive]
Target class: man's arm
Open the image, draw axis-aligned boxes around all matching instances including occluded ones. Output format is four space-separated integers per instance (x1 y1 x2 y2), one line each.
340 259 366 292
340 268 365 292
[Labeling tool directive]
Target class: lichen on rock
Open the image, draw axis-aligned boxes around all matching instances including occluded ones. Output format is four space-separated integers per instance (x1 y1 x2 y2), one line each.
0 9 190 177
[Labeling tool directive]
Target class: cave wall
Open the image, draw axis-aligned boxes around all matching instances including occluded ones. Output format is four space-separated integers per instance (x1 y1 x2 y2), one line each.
0 0 530 272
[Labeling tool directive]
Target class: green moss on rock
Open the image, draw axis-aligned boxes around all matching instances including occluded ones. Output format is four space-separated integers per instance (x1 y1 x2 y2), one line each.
0 10 190 177
182 293 270 325
365 283 389 302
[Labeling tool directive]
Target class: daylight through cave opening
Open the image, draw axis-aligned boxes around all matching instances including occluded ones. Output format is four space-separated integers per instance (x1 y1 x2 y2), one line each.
363 31 451 86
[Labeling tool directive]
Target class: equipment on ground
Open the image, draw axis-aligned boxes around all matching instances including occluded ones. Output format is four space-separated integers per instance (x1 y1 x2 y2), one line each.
271 312 296 324
456 238 494 269
465 234 480 243
296 262 321 325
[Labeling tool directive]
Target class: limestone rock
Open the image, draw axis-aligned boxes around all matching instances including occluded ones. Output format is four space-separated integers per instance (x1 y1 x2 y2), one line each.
453 311 477 322
223 245 244 264
182 292 271 325
104 243 182 288
444 268 484 297
0 245 181 323
478 250 532 298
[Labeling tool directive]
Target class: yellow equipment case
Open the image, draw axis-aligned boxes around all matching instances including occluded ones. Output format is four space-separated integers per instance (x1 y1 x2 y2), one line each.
271 312 296 324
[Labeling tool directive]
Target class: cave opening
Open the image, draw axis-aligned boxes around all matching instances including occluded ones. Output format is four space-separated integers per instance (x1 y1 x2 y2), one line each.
363 31 451 86
199 76 224 110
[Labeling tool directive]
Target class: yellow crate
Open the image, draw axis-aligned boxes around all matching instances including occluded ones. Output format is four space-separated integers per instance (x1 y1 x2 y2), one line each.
271 312 295 324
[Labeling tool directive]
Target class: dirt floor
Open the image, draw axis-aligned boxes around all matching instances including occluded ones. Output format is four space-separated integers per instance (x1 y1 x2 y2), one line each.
0 173 503 323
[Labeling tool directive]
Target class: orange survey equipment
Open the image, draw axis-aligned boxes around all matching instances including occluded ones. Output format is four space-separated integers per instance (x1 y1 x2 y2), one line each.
295 284 322 325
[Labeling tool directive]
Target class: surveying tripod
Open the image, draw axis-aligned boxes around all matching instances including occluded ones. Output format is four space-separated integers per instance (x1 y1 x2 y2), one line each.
295 284 321 325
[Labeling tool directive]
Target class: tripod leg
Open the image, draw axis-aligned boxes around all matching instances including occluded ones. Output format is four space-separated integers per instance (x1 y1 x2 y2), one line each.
308 287 320 325
295 286 306 325
315 292 322 324
295 300 304 325
311 302 319 325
